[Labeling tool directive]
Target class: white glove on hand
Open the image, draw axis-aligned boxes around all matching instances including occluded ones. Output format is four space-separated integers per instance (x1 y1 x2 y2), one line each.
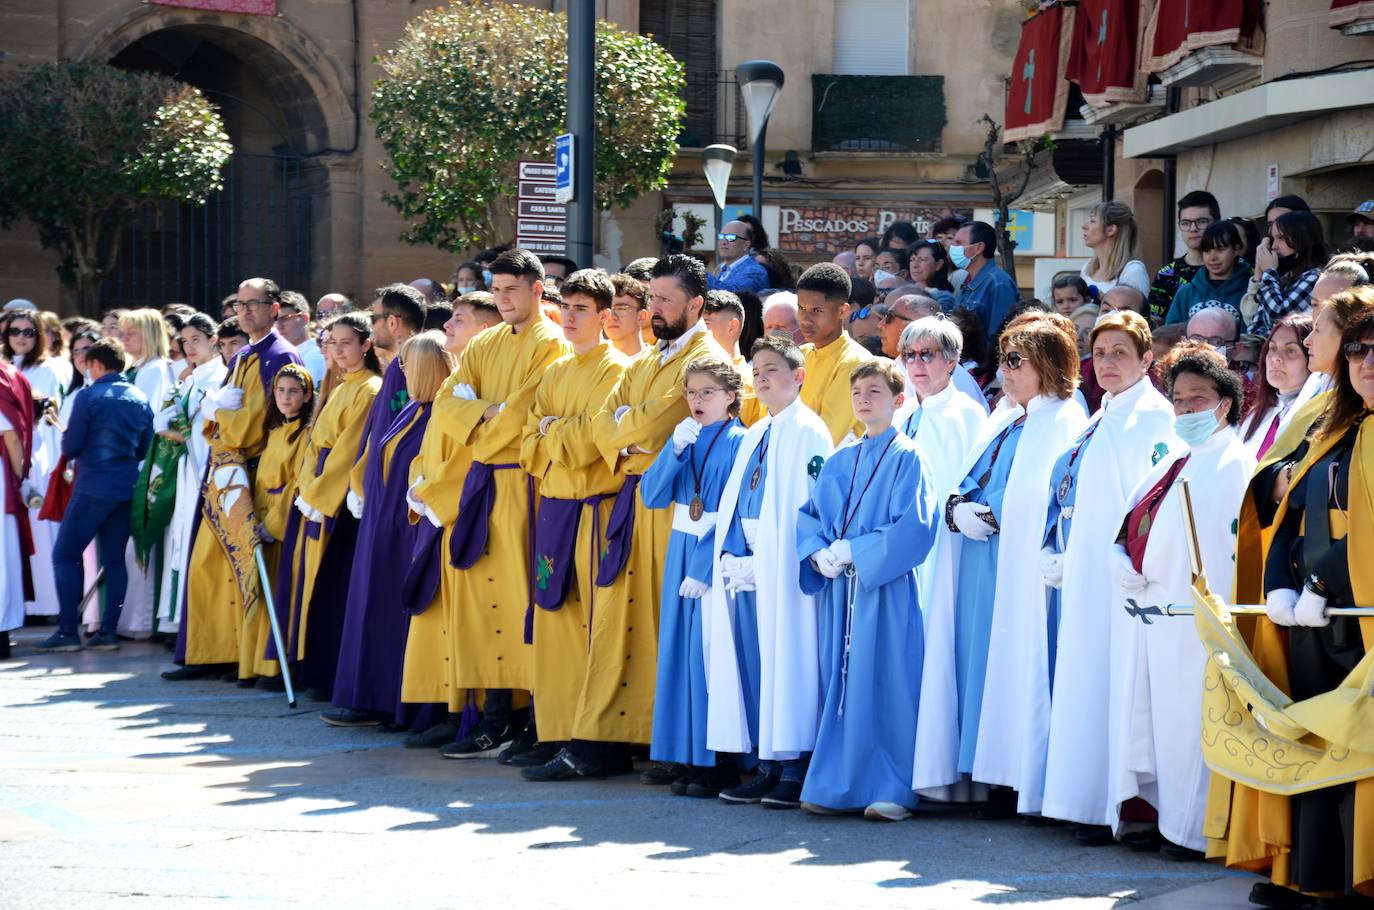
678 577 710 600
346 489 364 520
423 503 443 529
153 405 177 433
1111 545 1148 594
1294 588 1330 628
210 386 244 417
671 417 702 456
720 555 757 593
1040 548 1064 589
452 382 477 400
1265 588 1299 627
614 404 631 424
828 539 853 568
20 481 38 504
952 501 995 542
406 478 426 515
813 548 845 579
294 494 323 523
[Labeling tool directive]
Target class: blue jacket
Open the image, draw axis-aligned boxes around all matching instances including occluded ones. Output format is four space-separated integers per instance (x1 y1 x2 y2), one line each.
1163 265 1253 325
707 254 769 294
954 260 1019 343
62 372 154 501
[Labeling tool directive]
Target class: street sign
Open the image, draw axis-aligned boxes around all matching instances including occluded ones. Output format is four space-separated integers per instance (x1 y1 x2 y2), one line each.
516 159 566 256
555 134 574 205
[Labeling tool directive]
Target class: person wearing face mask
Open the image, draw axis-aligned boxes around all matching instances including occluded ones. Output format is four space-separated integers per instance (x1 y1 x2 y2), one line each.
452 261 486 297
951 221 1019 360
1246 210 1328 337
1106 344 1252 860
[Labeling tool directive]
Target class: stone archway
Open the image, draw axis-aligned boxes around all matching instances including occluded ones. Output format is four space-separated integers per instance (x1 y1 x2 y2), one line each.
1132 168 1166 275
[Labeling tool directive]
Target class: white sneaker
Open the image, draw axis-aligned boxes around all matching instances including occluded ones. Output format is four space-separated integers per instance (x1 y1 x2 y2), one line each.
863 801 912 822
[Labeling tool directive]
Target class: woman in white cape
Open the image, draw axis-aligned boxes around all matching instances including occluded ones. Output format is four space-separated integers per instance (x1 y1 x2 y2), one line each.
916 313 1087 805
1036 312 1178 831
117 308 178 638
1106 345 1251 854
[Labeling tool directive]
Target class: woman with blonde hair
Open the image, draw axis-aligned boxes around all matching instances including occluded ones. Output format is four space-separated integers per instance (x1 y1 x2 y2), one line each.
326 331 456 728
1080 202 1150 300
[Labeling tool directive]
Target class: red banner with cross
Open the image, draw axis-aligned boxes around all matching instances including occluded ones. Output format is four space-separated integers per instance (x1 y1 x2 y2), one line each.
1066 0 1151 106
1142 0 1264 74
1005 5 1077 143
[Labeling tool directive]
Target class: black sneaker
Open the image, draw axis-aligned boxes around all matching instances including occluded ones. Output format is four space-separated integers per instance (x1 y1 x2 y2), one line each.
760 779 803 809
404 721 458 749
34 631 83 653
641 761 686 786
321 707 382 728
1072 823 1116 846
497 722 539 765
683 765 739 798
236 677 258 689
85 631 120 651
507 742 564 768
439 722 512 759
162 663 231 681
520 748 607 782
1248 882 1311 909
719 769 781 805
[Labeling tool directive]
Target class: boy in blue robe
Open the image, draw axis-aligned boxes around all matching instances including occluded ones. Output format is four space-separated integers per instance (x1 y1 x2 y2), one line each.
796 357 938 820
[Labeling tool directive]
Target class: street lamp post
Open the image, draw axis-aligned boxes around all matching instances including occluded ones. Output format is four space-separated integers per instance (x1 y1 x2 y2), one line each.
565 0 595 267
701 143 737 247
735 60 784 220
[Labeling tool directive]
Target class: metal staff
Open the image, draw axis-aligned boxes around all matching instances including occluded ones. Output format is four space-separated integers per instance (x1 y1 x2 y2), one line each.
77 568 104 614
253 548 296 708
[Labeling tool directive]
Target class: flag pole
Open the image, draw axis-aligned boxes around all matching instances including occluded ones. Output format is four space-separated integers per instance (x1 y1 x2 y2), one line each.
254 548 297 708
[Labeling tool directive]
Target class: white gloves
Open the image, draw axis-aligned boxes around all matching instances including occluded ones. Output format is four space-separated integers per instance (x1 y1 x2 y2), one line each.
1040 548 1064 589
294 494 323 523
1111 545 1148 594
672 417 702 456
406 478 426 515
423 503 443 529
452 382 477 400
720 555 756 593
812 548 845 579
346 489 364 520
1265 588 1299 626
153 405 177 433
678 577 709 600
1294 588 1330 627
20 481 39 505
828 539 853 569
614 404 631 424
952 501 995 542
539 415 558 436
208 386 244 418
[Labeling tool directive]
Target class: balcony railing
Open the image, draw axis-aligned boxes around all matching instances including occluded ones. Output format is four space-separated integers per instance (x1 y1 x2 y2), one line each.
679 70 746 150
811 74 945 153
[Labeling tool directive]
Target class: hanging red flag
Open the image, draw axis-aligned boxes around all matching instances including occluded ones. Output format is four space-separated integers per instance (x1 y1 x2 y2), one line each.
1331 0 1374 30
1142 0 1264 74
1005 5 1077 143
1066 0 1150 106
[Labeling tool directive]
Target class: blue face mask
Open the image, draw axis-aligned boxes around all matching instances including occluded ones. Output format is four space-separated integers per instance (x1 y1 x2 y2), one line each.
949 245 972 270
482 269 493 287
1176 406 1220 447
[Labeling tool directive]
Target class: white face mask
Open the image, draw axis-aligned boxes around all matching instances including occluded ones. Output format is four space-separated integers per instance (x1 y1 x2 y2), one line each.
873 269 895 285
1176 403 1223 446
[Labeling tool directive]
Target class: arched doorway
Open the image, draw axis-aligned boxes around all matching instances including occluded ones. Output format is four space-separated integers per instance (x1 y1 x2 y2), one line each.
85 14 353 311
1132 168 1166 275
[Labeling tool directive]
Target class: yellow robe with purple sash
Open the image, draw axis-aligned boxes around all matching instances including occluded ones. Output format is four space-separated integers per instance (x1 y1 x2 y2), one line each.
520 342 626 741
430 319 569 690
585 325 726 744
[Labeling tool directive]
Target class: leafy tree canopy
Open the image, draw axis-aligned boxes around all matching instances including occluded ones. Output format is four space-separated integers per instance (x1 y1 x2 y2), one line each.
371 0 686 252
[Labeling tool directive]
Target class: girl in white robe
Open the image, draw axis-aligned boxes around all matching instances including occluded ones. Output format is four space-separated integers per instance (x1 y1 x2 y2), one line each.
1107 347 1252 853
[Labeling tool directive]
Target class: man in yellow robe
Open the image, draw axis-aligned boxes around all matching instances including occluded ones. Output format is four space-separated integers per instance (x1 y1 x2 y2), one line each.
796 263 872 445
430 249 570 759
511 270 629 776
545 255 725 781
166 278 301 680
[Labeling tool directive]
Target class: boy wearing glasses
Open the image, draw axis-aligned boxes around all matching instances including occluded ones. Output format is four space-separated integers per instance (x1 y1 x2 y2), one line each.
796 264 873 445
1147 190 1220 321
708 220 769 295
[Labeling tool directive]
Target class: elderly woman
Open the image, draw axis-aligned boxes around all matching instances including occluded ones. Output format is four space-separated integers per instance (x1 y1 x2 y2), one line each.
1038 311 1178 840
1106 344 1252 858
913 313 1087 808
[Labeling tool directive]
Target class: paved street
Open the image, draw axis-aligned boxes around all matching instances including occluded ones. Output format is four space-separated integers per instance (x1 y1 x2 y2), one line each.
2 627 1260 909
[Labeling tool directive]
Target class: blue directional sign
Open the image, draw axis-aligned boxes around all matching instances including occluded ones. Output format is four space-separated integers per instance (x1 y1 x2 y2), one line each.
555 133 574 204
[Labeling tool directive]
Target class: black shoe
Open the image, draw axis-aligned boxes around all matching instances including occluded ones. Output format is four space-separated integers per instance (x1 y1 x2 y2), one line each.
255 676 285 692
439 722 513 759
669 775 692 795
404 721 458 749
977 786 1018 820
1121 828 1162 852
236 677 258 689
508 742 564 768
0 633 9 660
1248 882 1312 909
641 761 687 786
719 769 782 805
86 631 120 651
34 631 83 653
1072 823 1116 846
520 748 608 782
321 707 382 728
760 778 804 809
683 765 739 798
1159 840 1204 862
161 663 228 681
219 670 240 683
303 687 332 703
497 722 539 765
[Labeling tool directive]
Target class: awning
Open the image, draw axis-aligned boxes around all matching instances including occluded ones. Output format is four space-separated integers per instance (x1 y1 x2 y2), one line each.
1331 0 1374 33
1141 0 1264 73
1065 0 1150 107
1004 5 1077 143
1123 68 1374 158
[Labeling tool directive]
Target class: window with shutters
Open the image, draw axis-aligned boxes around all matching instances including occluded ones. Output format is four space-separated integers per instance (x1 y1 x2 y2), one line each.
832 0 911 75
640 0 743 147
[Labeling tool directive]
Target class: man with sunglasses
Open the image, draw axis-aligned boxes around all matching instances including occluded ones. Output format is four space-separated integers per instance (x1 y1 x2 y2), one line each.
708 220 769 295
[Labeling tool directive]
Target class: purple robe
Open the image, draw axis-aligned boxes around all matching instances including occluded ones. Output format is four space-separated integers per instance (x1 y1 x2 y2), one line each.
330 401 430 715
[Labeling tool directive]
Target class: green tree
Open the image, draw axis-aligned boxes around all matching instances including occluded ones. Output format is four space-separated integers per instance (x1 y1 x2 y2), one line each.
0 63 232 314
371 0 686 253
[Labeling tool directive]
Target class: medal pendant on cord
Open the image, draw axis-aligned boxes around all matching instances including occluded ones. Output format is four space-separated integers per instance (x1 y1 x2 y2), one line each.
689 495 705 521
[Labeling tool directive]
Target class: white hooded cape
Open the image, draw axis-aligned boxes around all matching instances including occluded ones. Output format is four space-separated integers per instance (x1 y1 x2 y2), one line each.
704 399 833 760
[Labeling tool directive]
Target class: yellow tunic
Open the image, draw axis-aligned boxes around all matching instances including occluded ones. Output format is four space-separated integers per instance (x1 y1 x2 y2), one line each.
733 353 765 427
520 342 628 741
800 332 872 445
283 369 381 659
430 318 570 690
584 324 727 744
237 419 309 679
184 348 278 665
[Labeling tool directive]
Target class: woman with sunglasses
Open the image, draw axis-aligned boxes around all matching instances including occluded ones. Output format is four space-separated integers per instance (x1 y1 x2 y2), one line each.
925 313 1087 812
1039 312 1178 843
1 310 66 620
